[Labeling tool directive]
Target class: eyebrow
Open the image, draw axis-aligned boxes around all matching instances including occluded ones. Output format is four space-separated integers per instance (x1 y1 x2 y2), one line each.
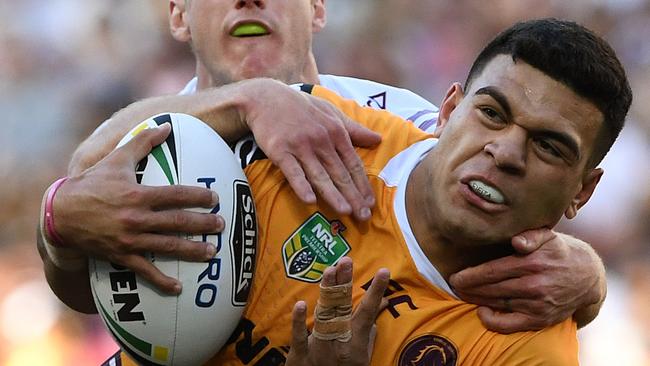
474 86 580 160
475 86 513 120
534 129 581 160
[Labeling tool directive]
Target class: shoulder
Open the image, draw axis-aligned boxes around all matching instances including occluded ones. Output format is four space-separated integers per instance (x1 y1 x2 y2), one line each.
490 320 579 365
318 74 439 131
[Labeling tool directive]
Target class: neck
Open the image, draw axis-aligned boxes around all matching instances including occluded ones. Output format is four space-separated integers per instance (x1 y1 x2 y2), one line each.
404 154 514 281
194 53 321 90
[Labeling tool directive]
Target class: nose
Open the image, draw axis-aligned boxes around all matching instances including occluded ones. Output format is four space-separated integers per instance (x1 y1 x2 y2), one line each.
236 0 265 9
483 128 527 175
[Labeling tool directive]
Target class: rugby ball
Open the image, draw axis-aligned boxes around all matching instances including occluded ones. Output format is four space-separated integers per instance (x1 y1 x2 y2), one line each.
89 113 257 365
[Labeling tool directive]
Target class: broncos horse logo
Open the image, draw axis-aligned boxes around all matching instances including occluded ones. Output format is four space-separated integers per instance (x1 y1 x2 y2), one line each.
398 334 458 366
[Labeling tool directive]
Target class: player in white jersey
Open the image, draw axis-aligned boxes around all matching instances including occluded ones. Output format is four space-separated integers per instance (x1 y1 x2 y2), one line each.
38 2 607 359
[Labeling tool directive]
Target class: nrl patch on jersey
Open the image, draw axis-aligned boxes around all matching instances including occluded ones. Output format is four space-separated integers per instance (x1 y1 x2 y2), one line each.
282 212 350 282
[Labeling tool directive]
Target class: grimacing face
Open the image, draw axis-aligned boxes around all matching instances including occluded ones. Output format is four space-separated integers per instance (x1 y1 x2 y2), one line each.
169 0 325 89
417 55 605 246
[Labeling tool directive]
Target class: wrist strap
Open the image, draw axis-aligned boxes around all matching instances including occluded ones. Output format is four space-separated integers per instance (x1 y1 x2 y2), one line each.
44 177 69 247
40 177 86 271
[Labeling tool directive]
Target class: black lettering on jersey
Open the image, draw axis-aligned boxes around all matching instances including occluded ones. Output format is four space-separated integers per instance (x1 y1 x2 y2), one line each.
361 278 417 319
362 278 404 296
227 318 269 363
100 350 122 366
227 317 287 365
254 349 285 366
386 295 418 319
366 91 387 110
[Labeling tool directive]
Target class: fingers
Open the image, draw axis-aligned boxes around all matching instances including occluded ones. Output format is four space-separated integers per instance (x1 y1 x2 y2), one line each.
512 228 557 254
343 118 382 148
117 254 182 295
352 268 390 336
135 209 224 234
119 123 172 166
335 114 378 206
299 149 353 215
128 234 217 262
313 257 354 342
319 145 372 221
456 291 546 314
276 154 317 204
334 139 376 211
292 142 372 221
453 276 544 300
145 185 218 210
334 257 353 285
314 100 375 217
367 324 378 360
477 306 552 334
449 255 531 289
319 257 353 288
290 301 310 357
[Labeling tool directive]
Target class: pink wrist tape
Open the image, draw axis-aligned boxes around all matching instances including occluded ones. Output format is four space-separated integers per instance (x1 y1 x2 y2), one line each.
44 177 69 247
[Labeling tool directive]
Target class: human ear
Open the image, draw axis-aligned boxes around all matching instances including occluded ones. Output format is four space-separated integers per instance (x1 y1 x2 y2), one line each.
564 168 603 219
312 0 327 33
169 0 191 42
432 83 463 138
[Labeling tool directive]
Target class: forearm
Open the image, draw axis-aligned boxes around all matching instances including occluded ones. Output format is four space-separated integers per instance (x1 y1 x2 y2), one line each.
572 238 607 328
37 224 96 313
68 78 269 175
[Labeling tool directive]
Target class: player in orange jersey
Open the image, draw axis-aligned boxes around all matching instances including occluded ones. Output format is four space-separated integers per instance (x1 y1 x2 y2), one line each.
94 18 631 365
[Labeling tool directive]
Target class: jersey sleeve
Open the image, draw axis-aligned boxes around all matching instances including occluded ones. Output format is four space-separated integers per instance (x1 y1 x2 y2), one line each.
307 84 434 175
487 320 579 365
317 74 440 132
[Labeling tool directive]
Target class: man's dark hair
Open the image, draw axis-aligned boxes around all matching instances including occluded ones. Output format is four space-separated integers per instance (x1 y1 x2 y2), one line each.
464 18 632 168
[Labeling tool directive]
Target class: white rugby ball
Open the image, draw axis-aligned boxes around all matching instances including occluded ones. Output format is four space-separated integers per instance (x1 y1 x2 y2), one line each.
89 113 257 365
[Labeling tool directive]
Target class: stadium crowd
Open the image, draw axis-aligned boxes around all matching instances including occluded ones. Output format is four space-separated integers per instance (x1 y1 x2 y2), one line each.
0 0 648 364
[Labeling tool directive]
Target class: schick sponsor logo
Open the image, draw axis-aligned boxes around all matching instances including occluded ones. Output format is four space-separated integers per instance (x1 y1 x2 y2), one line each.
282 212 351 283
108 263 144 322
230 180 257 306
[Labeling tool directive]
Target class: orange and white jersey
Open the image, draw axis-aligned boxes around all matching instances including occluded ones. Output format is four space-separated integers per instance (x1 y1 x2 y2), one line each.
183 74 439 171
213 85 578 365
115 85 577 366
179 74 439 131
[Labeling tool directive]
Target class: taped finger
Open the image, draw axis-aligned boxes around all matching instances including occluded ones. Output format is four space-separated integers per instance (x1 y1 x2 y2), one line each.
313 280 353 342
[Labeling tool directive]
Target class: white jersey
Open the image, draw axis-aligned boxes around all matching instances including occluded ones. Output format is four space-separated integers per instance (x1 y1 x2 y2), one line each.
179 75 440 168
179 75 439 132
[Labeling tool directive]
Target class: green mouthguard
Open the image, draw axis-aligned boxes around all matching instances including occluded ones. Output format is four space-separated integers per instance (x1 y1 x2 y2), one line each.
232 24 268 37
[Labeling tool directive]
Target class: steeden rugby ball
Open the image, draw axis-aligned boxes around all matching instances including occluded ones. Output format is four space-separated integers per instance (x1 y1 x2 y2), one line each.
89 113 257 365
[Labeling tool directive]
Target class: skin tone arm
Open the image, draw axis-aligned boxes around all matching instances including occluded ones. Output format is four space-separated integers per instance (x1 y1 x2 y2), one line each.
451 229 606 331
40 78 381 312
70 78 380 216
40 78 606 331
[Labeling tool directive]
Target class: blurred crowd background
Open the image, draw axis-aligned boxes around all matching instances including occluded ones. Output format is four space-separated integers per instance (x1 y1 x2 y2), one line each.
0 0 648 365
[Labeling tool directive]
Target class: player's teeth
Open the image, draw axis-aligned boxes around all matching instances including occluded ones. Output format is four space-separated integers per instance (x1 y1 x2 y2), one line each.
469 180 504 204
